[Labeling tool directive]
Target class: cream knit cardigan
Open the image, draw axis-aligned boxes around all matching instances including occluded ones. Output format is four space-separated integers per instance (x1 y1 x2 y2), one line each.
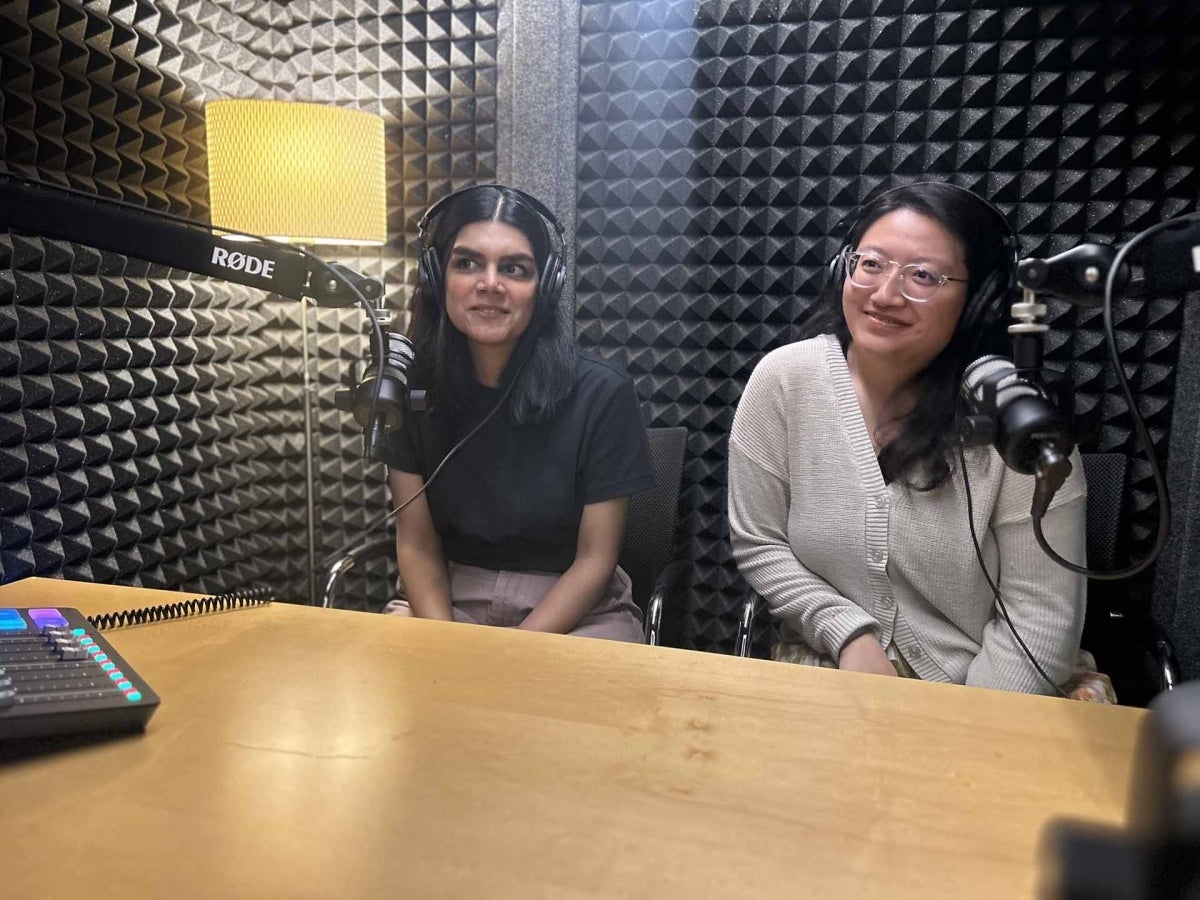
728 334 1087 694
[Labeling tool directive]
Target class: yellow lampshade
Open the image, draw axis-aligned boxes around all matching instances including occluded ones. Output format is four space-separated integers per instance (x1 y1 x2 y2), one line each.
205 99 387 246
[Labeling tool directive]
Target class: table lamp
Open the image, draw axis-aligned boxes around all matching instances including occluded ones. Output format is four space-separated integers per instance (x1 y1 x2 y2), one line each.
204 98 387 246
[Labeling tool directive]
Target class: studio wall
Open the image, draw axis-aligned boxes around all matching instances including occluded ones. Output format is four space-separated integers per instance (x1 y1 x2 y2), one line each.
0 0 500 604
568 0 1200 680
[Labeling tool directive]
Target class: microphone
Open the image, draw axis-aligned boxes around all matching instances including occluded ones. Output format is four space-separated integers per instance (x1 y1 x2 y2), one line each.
335 329 427 459
1142 219 1200 295
960 356 1076 477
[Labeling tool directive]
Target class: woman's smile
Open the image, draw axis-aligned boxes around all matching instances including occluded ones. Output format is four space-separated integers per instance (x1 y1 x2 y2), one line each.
468 303 511 318
862 308 909 328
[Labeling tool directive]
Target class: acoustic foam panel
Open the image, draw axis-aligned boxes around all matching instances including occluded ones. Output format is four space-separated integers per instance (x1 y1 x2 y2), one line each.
576 0 1199 653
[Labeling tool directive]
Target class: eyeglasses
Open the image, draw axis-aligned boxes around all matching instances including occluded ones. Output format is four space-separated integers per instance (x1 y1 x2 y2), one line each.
842 248 967 303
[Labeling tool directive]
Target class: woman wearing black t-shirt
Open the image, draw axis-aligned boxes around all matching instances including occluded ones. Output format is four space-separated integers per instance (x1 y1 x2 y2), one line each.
375 184 654 641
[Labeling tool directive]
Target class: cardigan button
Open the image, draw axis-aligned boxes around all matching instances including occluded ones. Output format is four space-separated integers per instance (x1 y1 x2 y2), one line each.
870 549 883 563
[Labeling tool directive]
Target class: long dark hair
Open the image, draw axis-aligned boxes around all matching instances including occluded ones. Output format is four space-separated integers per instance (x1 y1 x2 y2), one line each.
805 182 1015 489
406 184 576 425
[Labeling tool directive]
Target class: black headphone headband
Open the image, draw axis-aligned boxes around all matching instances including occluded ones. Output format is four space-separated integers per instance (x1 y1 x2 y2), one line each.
416 183 566 317
417 183 565 248
837 181 1019 265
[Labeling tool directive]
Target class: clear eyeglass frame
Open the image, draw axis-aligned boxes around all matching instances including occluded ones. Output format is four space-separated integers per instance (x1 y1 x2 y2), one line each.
842 248 967 303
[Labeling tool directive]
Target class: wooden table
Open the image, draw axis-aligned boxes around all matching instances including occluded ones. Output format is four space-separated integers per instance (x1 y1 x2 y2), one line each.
0 578 1145 898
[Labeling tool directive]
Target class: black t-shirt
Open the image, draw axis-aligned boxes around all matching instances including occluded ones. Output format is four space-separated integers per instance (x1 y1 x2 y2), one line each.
376 352 655 573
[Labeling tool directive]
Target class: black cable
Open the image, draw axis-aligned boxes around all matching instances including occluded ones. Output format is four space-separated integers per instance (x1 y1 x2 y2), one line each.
956 417 1070 698
316 352 528 570
87 587 274 631
1026 211 1200 579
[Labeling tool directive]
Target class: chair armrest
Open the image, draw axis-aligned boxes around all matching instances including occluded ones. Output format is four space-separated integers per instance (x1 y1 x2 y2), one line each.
735 591 761 657
645 559 690 646
1149 628 1182 693
321 538 395 609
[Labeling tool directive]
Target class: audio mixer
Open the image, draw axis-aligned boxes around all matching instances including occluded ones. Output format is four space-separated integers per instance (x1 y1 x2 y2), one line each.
0 606 159 741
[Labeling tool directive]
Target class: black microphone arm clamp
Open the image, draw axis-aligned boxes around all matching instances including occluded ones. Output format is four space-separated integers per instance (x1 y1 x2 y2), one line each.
1017 243 1130 310
1014 242 1134 373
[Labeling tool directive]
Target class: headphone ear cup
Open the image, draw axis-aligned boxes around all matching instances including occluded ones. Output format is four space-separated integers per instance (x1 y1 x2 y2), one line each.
960 270 1008 336
418 246 442 305
826 246 848 291
539 253 565 313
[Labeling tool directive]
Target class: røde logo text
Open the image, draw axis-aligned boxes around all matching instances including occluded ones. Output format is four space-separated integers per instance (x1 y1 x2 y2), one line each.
211 246 276 278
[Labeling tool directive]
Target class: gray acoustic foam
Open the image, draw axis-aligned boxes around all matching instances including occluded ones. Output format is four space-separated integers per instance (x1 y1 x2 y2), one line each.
0 0 499 606
1 0 310 597
576 1 1200 655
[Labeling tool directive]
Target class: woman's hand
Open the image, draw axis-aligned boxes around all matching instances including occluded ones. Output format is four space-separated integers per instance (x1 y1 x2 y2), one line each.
389 468 455 621
838 632 897 677
518 497 627 634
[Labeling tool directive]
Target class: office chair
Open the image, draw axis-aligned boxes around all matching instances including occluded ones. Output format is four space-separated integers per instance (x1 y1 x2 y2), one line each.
1079 453 1181 698
322 426 690 647
733 452 1181 695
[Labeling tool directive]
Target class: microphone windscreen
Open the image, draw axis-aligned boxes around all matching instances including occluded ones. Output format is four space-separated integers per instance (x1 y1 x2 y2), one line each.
1143 220 1200 295
961 355 1033 405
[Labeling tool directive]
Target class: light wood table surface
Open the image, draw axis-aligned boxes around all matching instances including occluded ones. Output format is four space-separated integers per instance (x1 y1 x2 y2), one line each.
0 578 1145 898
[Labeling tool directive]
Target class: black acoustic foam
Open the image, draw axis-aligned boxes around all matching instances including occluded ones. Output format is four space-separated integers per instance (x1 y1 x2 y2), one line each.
576 0 1199 653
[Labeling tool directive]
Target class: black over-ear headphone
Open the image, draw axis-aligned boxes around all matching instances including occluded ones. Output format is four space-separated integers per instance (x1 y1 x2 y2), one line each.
826 181 1020 334
416 184 567 317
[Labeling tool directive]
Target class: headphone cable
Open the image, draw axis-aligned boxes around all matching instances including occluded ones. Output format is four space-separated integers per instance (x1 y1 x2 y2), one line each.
955 419 1071 699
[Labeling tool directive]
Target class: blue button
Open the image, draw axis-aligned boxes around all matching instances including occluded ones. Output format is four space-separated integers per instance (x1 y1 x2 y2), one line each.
72 627 86 636
126 691 142 702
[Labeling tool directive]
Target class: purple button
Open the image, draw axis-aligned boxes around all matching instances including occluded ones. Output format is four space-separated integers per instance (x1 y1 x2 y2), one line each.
29 608 69 628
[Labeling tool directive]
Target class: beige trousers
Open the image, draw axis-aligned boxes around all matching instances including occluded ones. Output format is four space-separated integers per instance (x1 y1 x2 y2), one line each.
383 561 645 643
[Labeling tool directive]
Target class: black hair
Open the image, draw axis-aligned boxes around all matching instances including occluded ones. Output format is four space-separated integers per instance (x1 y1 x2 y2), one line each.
804 182 1014 489
406 184 576 425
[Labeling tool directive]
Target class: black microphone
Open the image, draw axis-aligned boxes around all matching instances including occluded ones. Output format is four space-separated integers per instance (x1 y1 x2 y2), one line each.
335 329 426 459
960 356 1076 476
1142 219 1200 295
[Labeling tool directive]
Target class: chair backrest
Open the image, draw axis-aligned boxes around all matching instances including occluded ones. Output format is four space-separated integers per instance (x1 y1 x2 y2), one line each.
1081 452 1129 571
619 426 687 614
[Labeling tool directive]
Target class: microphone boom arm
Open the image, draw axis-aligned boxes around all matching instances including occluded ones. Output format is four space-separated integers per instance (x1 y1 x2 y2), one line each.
0 177 380 307
1 174 392 463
